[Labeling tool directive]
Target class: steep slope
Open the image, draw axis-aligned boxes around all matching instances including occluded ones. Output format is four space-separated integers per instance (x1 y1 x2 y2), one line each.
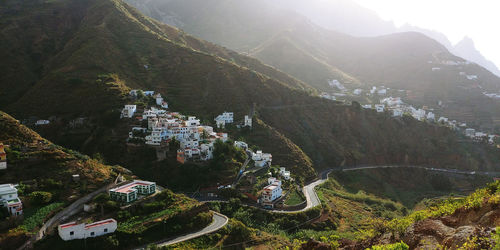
454 36 500 77
0 110 116 191
128 0 500 130
0 0 499 182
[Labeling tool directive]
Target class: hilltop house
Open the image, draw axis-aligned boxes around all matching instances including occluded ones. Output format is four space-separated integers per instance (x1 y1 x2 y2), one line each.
121 105 137 119
465 128 476 137
214 112 234 128
426 112 436 121
392 109 403 117
154 93 169 109
279 167 291 181
260 177 283 208
0 143 6 170
58 219 117 241
374 104 385 113
0 184 23 216
234 141 248 150
252 150 272 167
244 115 252 128
109 180 156 203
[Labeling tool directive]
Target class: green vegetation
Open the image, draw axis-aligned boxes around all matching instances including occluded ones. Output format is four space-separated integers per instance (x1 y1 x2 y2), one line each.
284 189 305 206
368 180 500 235
29 191 53 205
19 202 64 231
332 168 492 207
368 241 409 250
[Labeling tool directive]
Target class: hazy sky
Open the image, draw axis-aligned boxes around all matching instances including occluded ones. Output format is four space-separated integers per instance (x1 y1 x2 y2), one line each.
353 0 500 67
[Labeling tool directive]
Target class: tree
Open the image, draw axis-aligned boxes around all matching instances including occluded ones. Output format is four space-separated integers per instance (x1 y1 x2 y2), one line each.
94 193 110 217
29 191 52 205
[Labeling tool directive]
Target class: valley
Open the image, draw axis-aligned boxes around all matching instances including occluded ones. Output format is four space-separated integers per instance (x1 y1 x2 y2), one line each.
0 0 499 249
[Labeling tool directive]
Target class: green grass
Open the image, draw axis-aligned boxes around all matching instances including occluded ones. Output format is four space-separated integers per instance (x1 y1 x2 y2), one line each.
284 189 305 206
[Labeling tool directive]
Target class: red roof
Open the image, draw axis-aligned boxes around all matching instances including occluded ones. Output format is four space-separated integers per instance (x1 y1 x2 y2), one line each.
85 219 116 229
60 222 78 229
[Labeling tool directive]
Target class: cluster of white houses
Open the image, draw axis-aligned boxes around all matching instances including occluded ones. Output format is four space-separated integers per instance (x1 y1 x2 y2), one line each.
233 141 273 168
122 90 254 164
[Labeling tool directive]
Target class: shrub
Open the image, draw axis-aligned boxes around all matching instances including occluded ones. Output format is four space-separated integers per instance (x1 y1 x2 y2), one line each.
29 191 52 205
368 241 409 250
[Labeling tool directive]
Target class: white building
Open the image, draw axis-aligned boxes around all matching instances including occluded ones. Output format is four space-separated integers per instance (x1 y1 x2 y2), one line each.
35 120 50 126
252 150 272 167
244 115 252 128
466 75 478 80
0 184 23 216
412 109 426 121
380 97 403 107
58 219 117 241
426 112 436 121
234 141 248 150
392 109 403 117
375 104 385 113
261 178 283 207
465 128 476 137
143 91 155 96
279 167 291 181
432 67 441 71
438 117 449 123
362 104 372 109
377 89 387 95
214 112 234 128
121 105 137 119
353 89 362 95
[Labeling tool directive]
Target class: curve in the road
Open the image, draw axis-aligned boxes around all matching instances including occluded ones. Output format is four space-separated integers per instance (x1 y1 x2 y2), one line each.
143 211 228 248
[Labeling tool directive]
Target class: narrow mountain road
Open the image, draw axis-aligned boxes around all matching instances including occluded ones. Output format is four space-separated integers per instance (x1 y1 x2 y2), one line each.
342 165 500 176
137 211 228 249
273 169 331 213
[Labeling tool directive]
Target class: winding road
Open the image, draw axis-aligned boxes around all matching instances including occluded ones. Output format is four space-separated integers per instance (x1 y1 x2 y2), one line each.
137 211 228 249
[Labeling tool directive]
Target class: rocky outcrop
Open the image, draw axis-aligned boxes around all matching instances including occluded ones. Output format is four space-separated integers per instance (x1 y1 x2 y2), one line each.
402 203 499 249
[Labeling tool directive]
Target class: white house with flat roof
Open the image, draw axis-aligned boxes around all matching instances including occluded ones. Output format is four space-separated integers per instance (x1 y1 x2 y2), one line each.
0 184 22 216
121 105 137 119
58 219 117 241
109 180 156 203
260 178 283 208
214 112 233 128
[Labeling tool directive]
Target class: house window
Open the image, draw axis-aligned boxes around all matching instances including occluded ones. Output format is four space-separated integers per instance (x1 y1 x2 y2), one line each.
104 228 108 233
90 232 95 236
70 231 74 235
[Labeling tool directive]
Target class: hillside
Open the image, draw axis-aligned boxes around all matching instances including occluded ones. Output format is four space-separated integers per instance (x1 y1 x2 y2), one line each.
127 0 500 130
0 0 499 190
0 110 119 248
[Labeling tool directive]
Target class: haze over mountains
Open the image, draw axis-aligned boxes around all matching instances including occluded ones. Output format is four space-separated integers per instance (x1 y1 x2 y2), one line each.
127 0 500 130
268 0 500 77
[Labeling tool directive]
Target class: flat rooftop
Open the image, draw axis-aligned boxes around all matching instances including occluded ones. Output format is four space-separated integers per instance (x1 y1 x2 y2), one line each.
109 180 155 194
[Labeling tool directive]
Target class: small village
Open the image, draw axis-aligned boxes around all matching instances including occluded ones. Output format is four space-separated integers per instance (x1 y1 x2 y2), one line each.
120 90 295 209
319 59 500 147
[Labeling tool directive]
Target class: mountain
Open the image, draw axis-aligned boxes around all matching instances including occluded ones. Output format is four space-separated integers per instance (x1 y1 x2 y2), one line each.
1 0 499 184
126 0 500 130
268 0 500 78
453 36 500 77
